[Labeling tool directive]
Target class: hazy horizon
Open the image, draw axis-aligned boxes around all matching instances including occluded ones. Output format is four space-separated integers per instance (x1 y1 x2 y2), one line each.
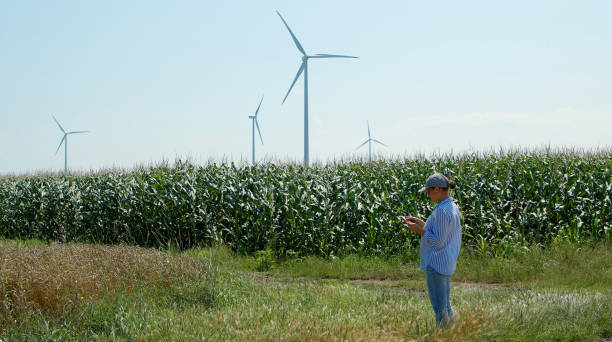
1 144 609 178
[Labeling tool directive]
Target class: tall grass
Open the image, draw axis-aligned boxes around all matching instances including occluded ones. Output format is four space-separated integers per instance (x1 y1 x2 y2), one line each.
0 241 216 333
1 239 611 341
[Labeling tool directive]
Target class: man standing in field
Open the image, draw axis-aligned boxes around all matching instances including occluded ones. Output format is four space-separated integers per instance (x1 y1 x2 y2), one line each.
401 173 462 327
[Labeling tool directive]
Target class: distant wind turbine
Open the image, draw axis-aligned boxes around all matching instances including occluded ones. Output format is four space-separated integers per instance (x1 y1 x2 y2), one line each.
249 96 264 165
356 121 387 162
276 10 358 166
52 115 90 173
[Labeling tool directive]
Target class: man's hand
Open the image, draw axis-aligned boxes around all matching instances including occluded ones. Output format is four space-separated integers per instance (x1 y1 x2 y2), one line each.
401 216 426 236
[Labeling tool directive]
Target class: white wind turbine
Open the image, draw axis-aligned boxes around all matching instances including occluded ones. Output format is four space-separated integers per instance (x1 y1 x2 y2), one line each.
249 96 264 165
356 121 387 162
276 10 358 166
52 115 90 173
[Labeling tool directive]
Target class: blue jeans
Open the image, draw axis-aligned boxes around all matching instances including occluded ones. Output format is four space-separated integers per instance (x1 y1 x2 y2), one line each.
426 265 454 327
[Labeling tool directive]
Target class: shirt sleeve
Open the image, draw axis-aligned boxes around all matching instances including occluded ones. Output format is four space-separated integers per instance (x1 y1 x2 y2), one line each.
423 208 452 250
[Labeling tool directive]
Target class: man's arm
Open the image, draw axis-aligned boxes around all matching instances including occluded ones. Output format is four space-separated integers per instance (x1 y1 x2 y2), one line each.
423 210 452 249
403 216 426 236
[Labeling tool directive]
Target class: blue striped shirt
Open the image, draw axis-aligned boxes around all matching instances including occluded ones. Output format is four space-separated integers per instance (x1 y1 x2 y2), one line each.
419 197 462 276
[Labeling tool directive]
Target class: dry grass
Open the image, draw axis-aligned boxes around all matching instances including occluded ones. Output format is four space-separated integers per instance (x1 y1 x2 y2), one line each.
299 309 488 342
0 241 212 329
200 307 488 342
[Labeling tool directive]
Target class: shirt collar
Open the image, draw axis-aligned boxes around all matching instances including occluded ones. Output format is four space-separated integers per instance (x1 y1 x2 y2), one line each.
434 197 453 209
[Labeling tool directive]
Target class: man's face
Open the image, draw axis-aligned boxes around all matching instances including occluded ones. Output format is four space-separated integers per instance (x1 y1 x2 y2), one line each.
426 187 441 202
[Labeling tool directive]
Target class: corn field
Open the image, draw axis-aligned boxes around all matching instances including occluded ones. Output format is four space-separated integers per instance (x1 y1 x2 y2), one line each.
0 150 610 256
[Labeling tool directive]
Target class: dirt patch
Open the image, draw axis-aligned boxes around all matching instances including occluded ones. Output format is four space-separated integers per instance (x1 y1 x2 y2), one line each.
252 273 514 297
453 281 510 289
349 278 509 289
349 279 403 286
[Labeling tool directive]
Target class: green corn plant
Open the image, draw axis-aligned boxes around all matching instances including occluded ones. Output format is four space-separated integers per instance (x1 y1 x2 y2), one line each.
0 148 610 256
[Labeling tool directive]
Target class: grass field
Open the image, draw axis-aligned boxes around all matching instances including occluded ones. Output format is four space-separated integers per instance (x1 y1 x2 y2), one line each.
1 239 611 341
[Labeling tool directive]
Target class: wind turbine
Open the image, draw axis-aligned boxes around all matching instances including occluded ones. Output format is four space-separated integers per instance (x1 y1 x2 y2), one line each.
356 121 387 162
276 10 358 166
249 95 264 165
52 115 89 173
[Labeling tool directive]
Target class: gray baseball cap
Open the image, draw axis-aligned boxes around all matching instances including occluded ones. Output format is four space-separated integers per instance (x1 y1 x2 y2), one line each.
418 173 450 193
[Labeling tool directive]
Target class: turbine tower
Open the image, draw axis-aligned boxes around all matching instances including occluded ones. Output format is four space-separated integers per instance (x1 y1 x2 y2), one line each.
53 115 89 173
356 121 387 162
276 10 358 166
249 96 264 165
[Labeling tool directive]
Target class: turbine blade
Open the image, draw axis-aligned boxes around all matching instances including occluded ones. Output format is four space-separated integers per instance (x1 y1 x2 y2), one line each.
355 139 369 150
367 121 371 138
276 11 306 55
52 115 66 133
310 54 359 59
372 139 387 147
282 61 305 104
68 130 90 134
55 135 66 155
254 95 264 117
255 119 263 145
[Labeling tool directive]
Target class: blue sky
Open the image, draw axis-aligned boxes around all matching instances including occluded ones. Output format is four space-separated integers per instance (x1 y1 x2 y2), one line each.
1 1 611 174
